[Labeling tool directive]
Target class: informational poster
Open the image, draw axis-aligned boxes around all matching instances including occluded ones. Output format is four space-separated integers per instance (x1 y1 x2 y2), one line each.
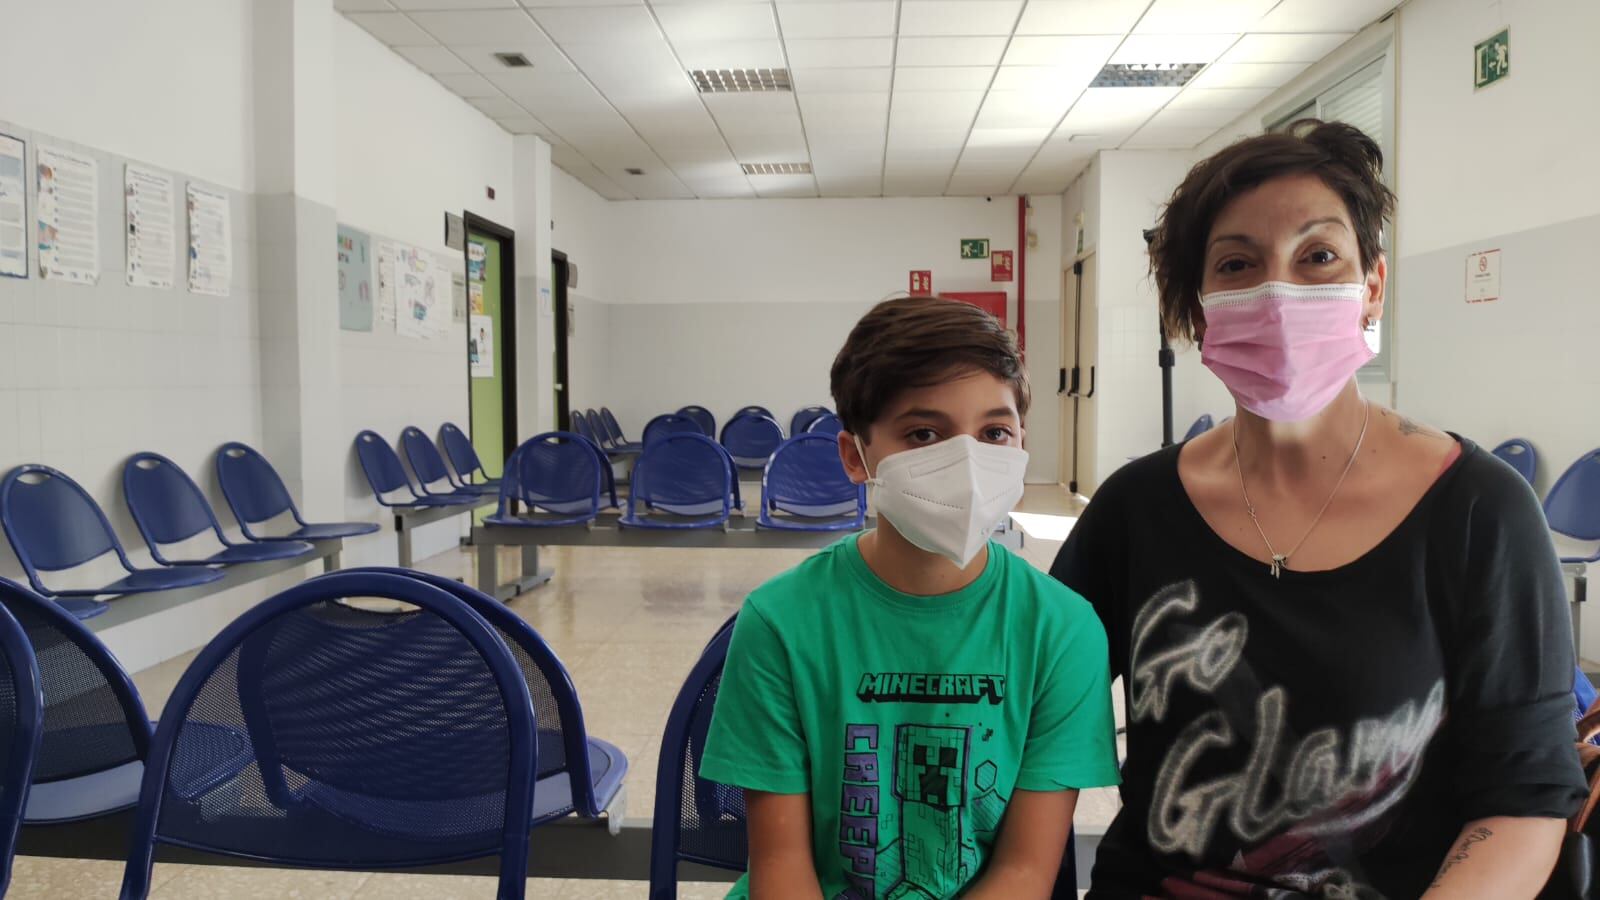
1465 248 1501 303
469 314 494 377
36 145 99 284
375 239 396 325
186 184 231 296
469 281 484 314
124 165 176 289
909 270 931 296
467 240 485 282
430 262 453 337
394 243 438 339
0 134 26 279
991 249 1014 282
337 225 373 331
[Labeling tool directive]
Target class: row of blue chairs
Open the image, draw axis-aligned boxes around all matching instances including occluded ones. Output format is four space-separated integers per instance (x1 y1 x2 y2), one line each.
0 570 628 898
1490 439 1600 569
571 407 845 469
0 445 380 620
489 430 866 533
353 425 500 511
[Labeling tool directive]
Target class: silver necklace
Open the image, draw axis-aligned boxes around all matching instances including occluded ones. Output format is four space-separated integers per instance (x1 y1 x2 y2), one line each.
1232 399 1370 578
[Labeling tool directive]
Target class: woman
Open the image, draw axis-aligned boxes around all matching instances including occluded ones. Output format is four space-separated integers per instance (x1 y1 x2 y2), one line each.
1051 120 1585 898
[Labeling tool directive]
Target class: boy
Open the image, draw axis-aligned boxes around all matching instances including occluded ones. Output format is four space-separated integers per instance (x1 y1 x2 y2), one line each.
700 296 1120 899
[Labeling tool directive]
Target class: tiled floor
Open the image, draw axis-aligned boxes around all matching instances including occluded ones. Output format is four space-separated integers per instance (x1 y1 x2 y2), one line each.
17 486 1116 898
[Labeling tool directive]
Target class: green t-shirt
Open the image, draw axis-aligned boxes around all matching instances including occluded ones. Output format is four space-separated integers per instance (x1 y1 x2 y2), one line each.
700 534 1120 900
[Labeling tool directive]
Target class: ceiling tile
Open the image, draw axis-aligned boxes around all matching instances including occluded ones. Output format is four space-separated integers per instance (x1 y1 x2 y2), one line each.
612 95 711 132
1123 124 1220 148
889 90 984 130
881 174 949 196
391 44 475 73
1254 0 1398 33
1012 163 1089 194
1134 0 1280 34
816 175 882 197
1187 61 1311 90
486 70 603 109
1143 104 1240 129
891 66 994 91
1220 32 1354 63
724 131 811 160
453 36 574 73
469 95 528 117
560 39 688 91
664 158 745 180
523 0 646 6
702 90 803 121
896 36 1008 67
409 9 544 44
1001 34 1119 67
434 72 501 97
791 67 894 92
1014 0 1146 35
671 39 787 69
495 115 555 135
655 3 777 42
1112 33 1239 65
1056 86 1177 139
799 92 890 131
989 65 1096 93
750 173 818 197
335 0 394 11
1163 86 1273 110
626 174 697 201
527 5 662 42
965 126 1050 149
973 91 1072 128
946 172 1018 196
785 37 895 68
346 12 435 44
392 0 517 8
777 2 896 39
884 141 964 165
897 1 1023 37
680 176 757 198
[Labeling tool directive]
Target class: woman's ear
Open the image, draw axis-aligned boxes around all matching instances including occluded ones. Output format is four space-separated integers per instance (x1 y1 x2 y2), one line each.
838 431 870 485
1364 255 1387 326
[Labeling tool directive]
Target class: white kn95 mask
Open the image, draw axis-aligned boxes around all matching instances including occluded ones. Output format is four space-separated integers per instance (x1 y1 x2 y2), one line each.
857 434 1028 568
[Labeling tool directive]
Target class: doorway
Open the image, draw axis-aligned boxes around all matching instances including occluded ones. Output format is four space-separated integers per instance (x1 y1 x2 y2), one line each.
552 251 571 429
464 213 517 482
1059 254 1099 496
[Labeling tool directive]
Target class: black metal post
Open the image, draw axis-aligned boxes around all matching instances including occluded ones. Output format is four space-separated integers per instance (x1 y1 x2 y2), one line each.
1144 228 1175 447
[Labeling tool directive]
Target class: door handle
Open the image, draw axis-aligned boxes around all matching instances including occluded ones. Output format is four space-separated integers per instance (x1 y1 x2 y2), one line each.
1084 366 1096 399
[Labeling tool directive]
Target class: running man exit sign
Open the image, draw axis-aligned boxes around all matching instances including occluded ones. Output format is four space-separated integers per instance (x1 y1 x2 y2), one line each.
1474 29 1509 89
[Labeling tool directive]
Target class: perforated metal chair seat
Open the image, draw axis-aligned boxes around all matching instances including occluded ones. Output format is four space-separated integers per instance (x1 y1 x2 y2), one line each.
49 565 223 599
256 522 380 542
483 511 596 529
531 737 627 826
166 541 315 567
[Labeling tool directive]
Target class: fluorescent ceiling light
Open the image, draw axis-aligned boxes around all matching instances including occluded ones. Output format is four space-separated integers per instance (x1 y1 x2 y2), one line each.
691 69 792 93
742 162 813 175
1090 62 1205 88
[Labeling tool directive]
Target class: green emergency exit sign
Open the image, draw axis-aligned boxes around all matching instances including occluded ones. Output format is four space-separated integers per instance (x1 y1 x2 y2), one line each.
1474 29 1509 89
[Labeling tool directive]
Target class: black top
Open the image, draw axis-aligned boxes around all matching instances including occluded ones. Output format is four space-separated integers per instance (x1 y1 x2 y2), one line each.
1051 437 1586 899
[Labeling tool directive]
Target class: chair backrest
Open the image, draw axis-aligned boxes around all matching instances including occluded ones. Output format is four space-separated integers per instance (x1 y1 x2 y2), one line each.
1491 438 1539 487
599 408 629 444
734 406 774 421
632 434 733 512
122 453 225 552
120 572 536 899
805 412 844 436
1184 414 1215 441
719 413 786 465
789 406 832 438
215 442 298 527
354 431 418 499
0 600 41 897
642 414 703 447
509 432 603 517
650 616 745 897
583 409 611 449
0 577 149 786
438 422 486 482
762 435 864 517
568 411 605 448
340 568 608 815
0 466 132 589
400 426 454 487
676 406 716 437
1546 448 1600 541
569 432 620 509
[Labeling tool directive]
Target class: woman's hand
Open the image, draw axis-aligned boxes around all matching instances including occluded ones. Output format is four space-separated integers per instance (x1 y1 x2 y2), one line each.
1420 817 1565 899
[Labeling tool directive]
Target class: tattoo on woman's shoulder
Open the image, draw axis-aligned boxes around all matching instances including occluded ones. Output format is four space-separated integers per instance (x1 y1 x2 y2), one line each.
1397 415 1427 437
1430 826 1494 887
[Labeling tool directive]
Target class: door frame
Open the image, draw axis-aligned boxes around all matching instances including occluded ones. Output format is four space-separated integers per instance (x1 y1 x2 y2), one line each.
463 212 517 469
552 249 571 429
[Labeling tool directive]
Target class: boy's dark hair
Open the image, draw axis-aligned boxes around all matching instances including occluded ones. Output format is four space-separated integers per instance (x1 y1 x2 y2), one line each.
1149 118 1396 342
830 296 1029 440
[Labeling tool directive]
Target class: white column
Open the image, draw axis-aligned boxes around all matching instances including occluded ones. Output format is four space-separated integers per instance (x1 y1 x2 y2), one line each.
513 135 554 436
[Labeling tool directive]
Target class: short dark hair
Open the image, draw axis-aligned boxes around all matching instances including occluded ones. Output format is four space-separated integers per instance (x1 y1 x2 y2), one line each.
1149 119 1396 342
829 296 1030 439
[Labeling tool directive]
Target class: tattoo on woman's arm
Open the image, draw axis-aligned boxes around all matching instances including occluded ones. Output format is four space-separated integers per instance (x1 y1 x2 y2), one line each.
1431 826 1494 887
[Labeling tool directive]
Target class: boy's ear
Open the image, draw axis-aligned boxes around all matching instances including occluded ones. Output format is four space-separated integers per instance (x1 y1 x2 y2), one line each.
838 430 870 485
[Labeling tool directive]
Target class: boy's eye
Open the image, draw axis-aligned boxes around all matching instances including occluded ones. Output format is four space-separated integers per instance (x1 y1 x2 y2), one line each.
981 426 1013 443
906 427 939 444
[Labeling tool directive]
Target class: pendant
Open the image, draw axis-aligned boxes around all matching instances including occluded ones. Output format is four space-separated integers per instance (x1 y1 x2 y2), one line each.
1270 555 1286 579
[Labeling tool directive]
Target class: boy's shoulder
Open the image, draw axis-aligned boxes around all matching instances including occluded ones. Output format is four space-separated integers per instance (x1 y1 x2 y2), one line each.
740 536 857 621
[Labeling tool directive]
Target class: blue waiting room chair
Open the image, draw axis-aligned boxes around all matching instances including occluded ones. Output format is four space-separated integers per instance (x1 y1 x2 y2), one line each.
118 572 538 900
354 431 483 511
0 576 164 826
122 453 315 566
486 432 606 528
1492 438 1539 486
805 412 844 437
758 435 866 532
400 426 496 498
720 413 786 470
790 406 832 438
676 406 716 438
570 410 622 461
650 616 744 900
734 405 774 422
215 442 381 543
0 465 223 619
1184 414 1215 441
438 421 501 491
599 408 644 454
0 600 42 897
1547 448 1600 569
343 568 628 825
642 414 704 448
621 433 734 530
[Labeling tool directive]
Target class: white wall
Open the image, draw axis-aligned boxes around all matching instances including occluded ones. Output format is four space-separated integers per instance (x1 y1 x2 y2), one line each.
552 167 619 416
332 15 519 566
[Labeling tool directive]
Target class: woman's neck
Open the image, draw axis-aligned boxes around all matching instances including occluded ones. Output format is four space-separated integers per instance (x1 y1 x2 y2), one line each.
1232 380 1369 487
858 522 987 597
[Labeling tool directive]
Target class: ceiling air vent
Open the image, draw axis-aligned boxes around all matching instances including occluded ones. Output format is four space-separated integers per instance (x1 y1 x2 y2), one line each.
1090 62 1205 88
692 68 791 93
624 167 645 176
494 52 533 68
741 162 811 175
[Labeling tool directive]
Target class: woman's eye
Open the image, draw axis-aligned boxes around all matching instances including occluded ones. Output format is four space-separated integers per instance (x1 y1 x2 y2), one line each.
1216 258 1250 274
907 428 938 444
1306 248 1339 264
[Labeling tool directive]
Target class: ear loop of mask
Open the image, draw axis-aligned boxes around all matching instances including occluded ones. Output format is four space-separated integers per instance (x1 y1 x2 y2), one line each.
852 434 880 485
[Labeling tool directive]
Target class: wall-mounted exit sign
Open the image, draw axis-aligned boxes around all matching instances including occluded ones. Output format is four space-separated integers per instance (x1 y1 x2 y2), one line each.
1474 29 1509 89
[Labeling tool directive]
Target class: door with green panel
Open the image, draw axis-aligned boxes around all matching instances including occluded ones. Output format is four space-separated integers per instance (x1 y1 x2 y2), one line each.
467 222 516 499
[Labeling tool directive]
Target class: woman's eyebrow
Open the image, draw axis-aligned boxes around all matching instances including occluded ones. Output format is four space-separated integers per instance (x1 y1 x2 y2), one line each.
1298 216 1348 234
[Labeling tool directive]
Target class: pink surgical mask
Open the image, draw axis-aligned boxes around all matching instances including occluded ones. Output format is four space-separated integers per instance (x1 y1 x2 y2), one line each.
1200 280 1374 422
